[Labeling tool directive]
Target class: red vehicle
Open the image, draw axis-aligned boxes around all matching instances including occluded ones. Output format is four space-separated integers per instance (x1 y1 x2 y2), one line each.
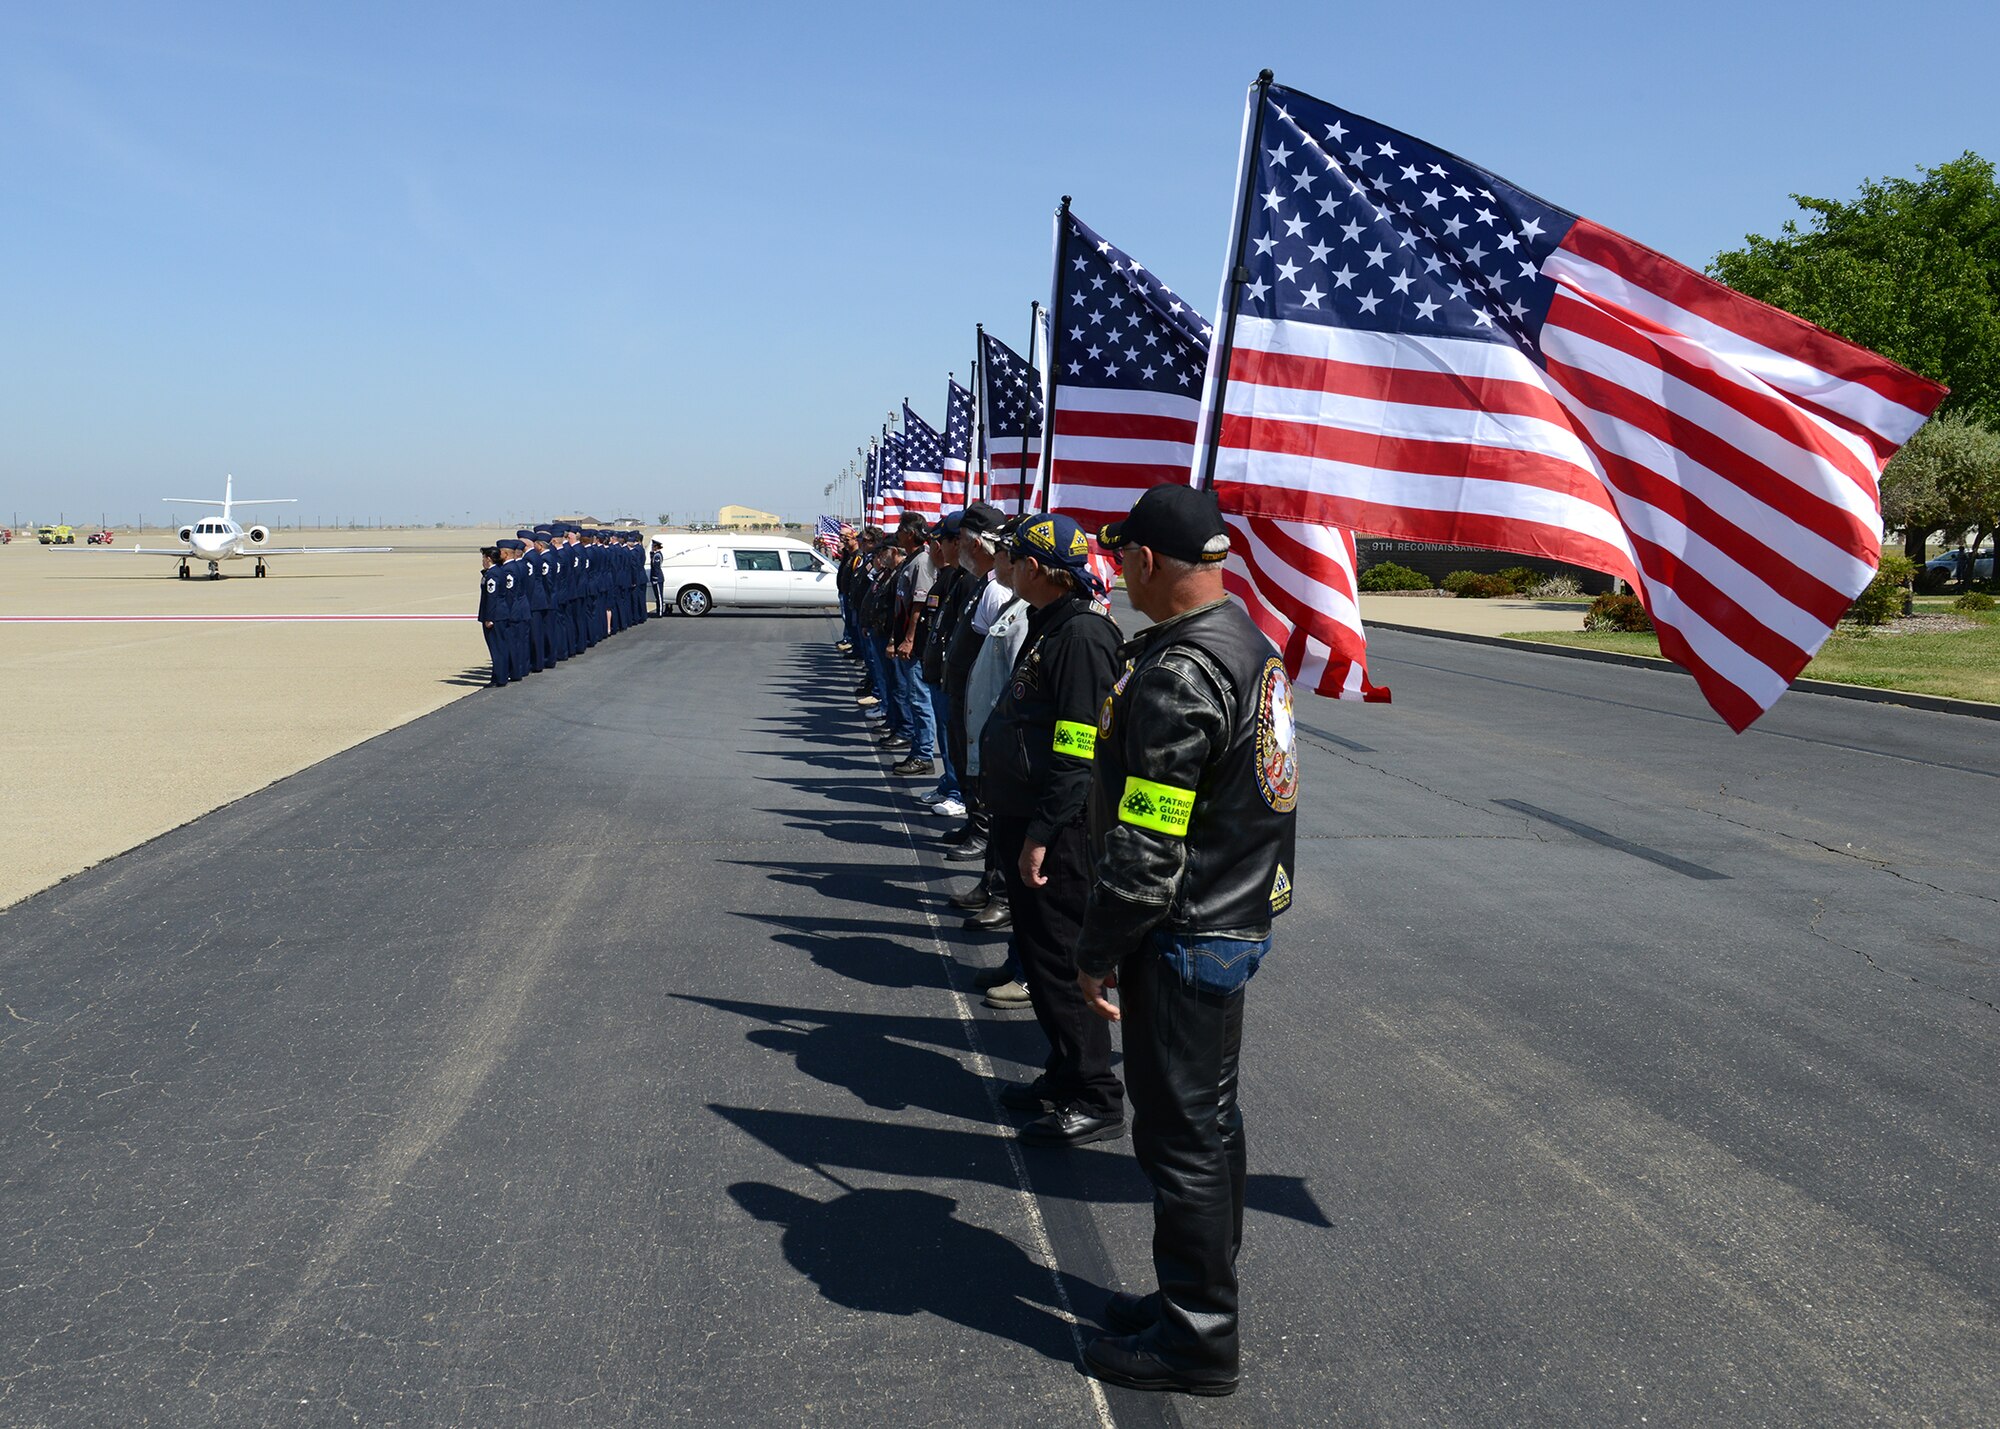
85 529 116 545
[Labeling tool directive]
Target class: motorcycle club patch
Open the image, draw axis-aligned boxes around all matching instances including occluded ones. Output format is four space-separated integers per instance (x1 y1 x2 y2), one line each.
1011 639 1044 703
1099 663 1135 738
1022 518 1059 556
1254 657 1299 813
1269 863 1292 913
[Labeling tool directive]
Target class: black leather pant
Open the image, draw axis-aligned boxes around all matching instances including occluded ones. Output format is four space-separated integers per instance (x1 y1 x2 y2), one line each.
1121 950 1246 1373
991 816 1123 1118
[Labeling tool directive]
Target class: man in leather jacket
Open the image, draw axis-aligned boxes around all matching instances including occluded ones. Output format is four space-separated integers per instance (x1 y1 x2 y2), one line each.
1074 484 1299 1398
978 511 1126 1146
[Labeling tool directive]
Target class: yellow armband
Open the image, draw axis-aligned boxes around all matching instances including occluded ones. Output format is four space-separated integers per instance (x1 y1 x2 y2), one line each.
1118 776 1196 836
1052 720 1097 759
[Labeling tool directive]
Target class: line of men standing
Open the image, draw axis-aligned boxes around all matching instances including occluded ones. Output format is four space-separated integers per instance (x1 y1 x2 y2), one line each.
478 524 652 686
831 485 1303 1398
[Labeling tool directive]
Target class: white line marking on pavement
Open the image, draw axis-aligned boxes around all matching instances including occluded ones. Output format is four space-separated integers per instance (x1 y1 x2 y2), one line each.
883 753 1118 1429
0 614 472 623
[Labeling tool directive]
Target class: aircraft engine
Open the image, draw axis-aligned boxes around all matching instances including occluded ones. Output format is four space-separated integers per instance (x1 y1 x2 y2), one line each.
248 525 270 544
177 524 194 544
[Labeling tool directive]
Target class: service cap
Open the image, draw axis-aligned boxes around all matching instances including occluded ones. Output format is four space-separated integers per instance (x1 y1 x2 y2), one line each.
1097 484 1229 565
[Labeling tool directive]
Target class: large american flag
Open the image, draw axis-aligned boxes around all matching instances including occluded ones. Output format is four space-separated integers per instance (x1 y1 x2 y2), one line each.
979 329 1044 514
1048 206 1386 702
943 380 974 509
1204 80 1946 730
877 430 907 526
900 402 946 521
1045 206 1212 532
863 441 881 527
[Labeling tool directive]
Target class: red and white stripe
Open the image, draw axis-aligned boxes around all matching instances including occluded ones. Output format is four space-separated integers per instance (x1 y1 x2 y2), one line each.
1046 386 1202 534
1220 512 1388 702
941 454 969 510
986 435 1042 514
900 467 944 521
1214 224 1945 730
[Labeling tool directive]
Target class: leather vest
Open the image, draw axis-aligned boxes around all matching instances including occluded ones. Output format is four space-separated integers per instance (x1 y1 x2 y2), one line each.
1090 600 1299 934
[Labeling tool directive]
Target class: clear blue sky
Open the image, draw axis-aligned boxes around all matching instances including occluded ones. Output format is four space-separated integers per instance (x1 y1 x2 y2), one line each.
2 1 1991 526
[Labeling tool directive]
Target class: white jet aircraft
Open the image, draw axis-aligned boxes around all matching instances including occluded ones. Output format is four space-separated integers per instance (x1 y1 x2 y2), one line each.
72 476 394 579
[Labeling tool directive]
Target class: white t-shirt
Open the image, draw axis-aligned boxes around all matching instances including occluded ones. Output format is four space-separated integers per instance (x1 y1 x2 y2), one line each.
968 573 1007 635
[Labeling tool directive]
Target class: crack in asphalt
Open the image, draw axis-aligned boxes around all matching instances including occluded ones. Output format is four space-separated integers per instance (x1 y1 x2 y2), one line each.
1808 899 2000 1018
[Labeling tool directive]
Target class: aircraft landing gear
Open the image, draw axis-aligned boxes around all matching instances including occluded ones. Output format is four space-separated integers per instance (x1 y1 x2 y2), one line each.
254 559 267 578
207 561 222 580
177 562 191 580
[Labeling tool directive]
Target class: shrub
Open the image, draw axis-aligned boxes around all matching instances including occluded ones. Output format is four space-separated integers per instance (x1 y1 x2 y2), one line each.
1955 590 1996 612
1847 554 1917 626
1357 560 1433 591
1441 569 1480 594
1453 572 1514 598
1529 574 1583 599
1496 566 1541 593
1584 592 1654 632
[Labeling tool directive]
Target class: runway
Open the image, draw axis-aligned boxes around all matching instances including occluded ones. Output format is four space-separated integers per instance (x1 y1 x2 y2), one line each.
3 611 1995 1425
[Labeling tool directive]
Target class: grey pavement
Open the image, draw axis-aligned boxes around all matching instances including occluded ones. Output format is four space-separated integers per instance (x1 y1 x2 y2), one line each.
2 610 1996 1427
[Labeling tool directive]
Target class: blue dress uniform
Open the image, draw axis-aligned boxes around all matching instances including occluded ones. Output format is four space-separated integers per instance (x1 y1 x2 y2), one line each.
532 526 563 664
578 535 598 648
496 539 532 679
592 534 611 643
516 530 548 673
479 559 507 685
542 532 567 663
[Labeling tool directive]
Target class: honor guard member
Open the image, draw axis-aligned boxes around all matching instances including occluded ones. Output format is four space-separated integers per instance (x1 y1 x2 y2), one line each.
546 526 573 662
650 539 666 617
580 532 600 648
592 530 612 643
607 532 626 635
493 539 532 681
478 546 507 685
1072 485 1299 1399
516 530 548 672
563 526 586 652
978 511 1125 1147
534 526 565 664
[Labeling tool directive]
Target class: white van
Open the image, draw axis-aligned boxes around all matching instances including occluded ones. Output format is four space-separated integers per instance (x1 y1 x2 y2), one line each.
649 533 840 616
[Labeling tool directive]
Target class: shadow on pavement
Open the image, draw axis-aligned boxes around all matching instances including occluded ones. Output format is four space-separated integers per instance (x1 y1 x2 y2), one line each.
710 1101 1330 1228
729 1181 1092 1364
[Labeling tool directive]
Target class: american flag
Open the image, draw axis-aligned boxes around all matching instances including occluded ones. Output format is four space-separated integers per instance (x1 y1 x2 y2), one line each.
1204 79 1946 730
1046 206 1212 533
943 379 975 510
979 329 1044 514
877 430 906 526
863 440 883 527
900 402 945 521
1049 206 1386 702
815 514 852 555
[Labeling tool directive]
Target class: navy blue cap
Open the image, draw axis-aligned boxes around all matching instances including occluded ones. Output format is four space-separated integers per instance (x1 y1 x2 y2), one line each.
498 538 524 551
932 512 965 539
1009 512 1105 596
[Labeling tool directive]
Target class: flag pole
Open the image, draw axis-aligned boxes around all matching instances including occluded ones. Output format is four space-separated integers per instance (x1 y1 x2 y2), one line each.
1019 300 1041 515
1033 196 1072 513
1196 68 1274 493
973 324 988 504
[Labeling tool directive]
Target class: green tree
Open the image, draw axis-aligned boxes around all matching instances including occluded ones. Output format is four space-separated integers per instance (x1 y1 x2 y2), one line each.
1710 153 1999 422
1879 410 2000 562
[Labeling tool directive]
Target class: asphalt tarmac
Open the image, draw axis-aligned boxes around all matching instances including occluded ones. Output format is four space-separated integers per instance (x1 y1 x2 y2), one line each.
3 611 1995 1426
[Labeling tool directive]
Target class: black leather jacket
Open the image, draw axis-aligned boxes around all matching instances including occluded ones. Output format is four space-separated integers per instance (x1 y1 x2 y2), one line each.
1075 598 1299 978
978 593 1121 845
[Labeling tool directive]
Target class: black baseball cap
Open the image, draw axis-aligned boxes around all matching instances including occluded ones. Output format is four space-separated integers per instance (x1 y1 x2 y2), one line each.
1098 484 1229 564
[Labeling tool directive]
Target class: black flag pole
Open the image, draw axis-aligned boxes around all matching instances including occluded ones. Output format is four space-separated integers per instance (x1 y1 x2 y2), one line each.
1033 196 1072 513
1196 68 1275 493
1019 299 1042 516
973 324 987 504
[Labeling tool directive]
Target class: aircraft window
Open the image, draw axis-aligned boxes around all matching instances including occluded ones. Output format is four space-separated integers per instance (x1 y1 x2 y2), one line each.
735 550 782 572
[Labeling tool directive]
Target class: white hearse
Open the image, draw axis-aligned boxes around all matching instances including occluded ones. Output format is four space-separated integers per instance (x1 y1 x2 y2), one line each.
649 533 840 615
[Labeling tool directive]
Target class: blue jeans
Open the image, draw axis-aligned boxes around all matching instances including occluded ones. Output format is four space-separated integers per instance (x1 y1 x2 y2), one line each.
873 637 911 737
894 657 935 759
925 680 959 797
1152 931 1270 995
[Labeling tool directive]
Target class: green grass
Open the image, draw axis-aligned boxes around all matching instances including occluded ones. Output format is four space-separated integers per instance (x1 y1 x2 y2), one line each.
1504 612 2000 704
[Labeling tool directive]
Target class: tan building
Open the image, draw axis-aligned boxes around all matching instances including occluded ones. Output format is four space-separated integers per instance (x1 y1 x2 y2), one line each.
717 505 781 530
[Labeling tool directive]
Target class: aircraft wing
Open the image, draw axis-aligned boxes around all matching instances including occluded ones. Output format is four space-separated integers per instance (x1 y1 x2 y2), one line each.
51 545 200 555
239 546 397 556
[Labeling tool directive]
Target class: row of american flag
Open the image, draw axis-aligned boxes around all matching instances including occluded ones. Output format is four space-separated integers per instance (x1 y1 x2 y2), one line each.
840 74 1946 730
